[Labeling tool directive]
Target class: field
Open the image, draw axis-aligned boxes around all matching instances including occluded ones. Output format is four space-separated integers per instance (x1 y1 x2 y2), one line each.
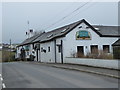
2 50 15 62
0 50 15 62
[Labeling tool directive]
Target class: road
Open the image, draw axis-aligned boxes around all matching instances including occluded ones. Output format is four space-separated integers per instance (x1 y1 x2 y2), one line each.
0 63 2 89
2 62 119 88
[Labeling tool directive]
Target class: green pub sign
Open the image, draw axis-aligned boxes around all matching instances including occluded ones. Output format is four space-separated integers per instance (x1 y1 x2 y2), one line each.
76 30 91 40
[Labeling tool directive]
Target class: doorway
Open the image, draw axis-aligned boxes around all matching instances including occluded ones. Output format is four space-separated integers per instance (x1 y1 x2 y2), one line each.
77 46 84 57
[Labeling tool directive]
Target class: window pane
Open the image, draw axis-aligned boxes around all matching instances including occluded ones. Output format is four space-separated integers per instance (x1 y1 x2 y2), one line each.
58 46 61 53
103 45 109 53
48 47 50 52
91 45 98 54
41 47 43 52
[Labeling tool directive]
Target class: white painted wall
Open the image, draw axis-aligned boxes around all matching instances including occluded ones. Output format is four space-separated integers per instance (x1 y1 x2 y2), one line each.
63 22 118 58
64 57 119 69
16 44 33 59
40 41 55 63
55 37 65 63
33 43 38 61
16 46 22 59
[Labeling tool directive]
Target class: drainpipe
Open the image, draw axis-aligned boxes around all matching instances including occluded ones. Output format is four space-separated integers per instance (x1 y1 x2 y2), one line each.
61 40 63 64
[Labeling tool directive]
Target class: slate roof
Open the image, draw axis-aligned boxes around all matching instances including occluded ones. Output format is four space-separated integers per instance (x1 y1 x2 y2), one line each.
32 19 83 43
18 19 120 46
18 33 43 46
92 25 120 37
112 39 120 46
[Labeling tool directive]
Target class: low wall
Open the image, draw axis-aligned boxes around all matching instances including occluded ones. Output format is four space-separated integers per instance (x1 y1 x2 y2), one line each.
64 57 119 70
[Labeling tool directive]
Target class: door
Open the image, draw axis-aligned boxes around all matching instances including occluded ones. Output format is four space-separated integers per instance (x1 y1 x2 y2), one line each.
77 46 84 57
36 43 40 62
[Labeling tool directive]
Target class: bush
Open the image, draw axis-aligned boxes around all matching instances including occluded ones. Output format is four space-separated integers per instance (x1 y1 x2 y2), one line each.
71 49 113 59
86 50 113 59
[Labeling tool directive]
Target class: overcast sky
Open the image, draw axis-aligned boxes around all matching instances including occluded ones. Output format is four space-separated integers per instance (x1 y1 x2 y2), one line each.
1 2 118 44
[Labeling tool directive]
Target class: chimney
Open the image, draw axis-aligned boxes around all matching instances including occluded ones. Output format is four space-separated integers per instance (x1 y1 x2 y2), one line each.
29 29 34 37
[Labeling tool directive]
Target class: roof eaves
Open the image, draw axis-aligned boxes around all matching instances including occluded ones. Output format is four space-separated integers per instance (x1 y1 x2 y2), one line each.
100 35 120 37
112 39 120 46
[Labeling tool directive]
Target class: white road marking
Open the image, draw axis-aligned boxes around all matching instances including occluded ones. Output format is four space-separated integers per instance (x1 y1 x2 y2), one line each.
0 74 6 88
2 83 6 88
0 77 3 81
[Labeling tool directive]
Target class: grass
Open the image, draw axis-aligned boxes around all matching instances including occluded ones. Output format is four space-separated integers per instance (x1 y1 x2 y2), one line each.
2 50 15 62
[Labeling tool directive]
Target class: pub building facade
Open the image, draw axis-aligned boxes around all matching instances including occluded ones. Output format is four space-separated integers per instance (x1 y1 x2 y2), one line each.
16 19 120 63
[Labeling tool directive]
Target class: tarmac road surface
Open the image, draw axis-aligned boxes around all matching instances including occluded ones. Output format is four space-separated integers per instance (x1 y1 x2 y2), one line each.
2 62 119 88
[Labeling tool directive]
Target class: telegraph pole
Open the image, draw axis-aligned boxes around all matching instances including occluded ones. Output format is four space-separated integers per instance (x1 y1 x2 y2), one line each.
9 39 11 61
27 20 30 38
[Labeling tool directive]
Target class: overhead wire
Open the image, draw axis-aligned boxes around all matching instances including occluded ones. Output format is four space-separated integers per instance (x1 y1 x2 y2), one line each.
44 1 79 22
40 0 80 30
58 1 96 25
44 0 92 31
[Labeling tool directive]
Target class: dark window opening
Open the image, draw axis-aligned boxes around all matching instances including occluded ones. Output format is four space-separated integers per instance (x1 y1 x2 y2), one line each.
36 44 40 50
103 45 110 53
91 45 98 54
48 47 50 52
41 47 43 52
78 26 82 28
58 45 61 53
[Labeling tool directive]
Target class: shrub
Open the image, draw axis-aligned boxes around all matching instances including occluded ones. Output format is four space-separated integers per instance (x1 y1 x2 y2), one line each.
71 49 113 59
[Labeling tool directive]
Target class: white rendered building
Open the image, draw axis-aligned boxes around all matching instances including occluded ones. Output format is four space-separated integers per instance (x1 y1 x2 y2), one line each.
16 19 120 62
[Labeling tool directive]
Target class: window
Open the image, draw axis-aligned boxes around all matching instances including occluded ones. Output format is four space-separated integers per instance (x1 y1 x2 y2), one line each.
48 47 50 52
41 47 43 52
78 26 82 28
103 45 110 53
47 34 53 38
58 45 61 53
91 45 98 54
36 44 40 50
25 45 29 51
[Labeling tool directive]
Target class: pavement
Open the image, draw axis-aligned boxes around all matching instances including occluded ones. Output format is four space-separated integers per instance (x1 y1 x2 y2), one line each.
2 62 119 88
27 61 120 79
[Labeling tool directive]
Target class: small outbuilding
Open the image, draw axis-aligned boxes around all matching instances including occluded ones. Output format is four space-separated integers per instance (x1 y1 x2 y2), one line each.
112 39 120 59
